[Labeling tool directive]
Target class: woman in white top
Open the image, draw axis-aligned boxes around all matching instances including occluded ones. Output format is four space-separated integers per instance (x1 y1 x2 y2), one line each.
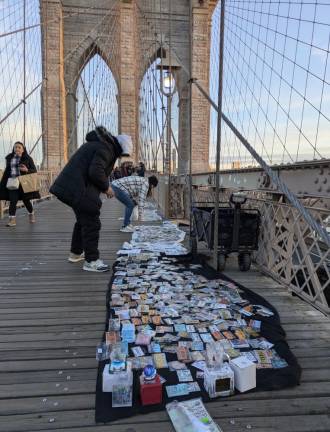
110 175 158 232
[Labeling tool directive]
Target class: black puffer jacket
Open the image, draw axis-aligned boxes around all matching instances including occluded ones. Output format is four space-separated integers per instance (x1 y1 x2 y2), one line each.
0 151 40 201
50 130 122 214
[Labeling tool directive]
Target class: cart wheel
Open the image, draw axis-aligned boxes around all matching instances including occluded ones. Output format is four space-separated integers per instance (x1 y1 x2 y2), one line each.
238 253 251 271
190 237 198 257
218 254 226 272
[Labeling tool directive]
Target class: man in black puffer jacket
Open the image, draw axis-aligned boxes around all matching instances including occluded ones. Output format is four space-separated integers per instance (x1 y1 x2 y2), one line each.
50 126 132 272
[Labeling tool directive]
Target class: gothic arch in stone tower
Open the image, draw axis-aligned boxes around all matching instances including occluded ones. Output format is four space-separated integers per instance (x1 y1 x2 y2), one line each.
137 45 191 174
65 42 119 156
40 0 214 171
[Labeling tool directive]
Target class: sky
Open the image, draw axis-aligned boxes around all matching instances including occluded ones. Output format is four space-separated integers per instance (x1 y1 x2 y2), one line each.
209 0 330 169
139 62 179 171
0 0 329 171
76 55 118 149
0 0 43 166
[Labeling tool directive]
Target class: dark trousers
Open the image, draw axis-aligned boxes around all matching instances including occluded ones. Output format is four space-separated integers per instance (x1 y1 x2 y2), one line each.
8 189 33 216
71 210 101 262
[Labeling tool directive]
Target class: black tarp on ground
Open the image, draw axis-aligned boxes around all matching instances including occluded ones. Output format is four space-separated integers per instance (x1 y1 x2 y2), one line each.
95 254 301 423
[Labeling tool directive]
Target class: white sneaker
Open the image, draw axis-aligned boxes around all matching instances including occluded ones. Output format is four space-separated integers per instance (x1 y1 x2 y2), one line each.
83 259 110 272
68 252 85 263
118 217 124 220
6 217 16 227
120 224 134 233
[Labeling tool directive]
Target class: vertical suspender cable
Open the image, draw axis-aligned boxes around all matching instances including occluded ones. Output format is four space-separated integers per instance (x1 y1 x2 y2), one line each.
213 0 225 270
57 5 61 168
167 0 172 216
160 0 165 174
45 0 49 169
23 0 26 145
189 0 193 241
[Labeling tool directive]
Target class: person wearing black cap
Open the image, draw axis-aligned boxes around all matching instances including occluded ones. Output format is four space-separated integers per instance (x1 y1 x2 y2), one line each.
50 127 132 272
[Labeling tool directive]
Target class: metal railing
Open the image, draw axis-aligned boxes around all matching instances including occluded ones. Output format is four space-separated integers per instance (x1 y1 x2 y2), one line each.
153 177 330 315
251 195 330 315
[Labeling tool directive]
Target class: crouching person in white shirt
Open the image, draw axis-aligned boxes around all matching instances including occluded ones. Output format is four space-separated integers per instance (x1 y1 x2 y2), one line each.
109 175 158 232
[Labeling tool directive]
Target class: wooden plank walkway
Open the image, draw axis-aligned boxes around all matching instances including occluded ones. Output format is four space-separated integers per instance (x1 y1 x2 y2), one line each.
0 199 329 432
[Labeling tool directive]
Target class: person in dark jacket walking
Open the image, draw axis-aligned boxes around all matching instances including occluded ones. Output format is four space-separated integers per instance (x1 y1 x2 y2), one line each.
0 142 40 227
120 161 134 177
136 162 145 177
113 167 121 180
50 126 132 272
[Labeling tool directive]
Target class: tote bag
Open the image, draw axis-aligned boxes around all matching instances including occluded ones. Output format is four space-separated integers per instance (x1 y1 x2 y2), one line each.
18 173 39 193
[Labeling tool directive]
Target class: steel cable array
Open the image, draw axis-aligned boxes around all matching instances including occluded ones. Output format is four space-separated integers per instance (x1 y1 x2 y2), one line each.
0 0 120 168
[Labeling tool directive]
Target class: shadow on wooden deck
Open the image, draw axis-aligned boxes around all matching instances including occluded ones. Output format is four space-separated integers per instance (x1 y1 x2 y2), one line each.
0 199 329 432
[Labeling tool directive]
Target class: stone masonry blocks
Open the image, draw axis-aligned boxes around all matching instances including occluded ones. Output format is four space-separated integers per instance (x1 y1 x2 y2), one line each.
40 0 213 172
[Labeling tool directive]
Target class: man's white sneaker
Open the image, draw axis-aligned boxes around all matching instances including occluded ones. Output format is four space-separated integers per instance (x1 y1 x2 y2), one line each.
68 252 85 263
83 259 110 272
120 225 134 233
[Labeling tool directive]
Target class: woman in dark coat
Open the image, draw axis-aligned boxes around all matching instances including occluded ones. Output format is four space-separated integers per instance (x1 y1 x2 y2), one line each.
0 142 40 227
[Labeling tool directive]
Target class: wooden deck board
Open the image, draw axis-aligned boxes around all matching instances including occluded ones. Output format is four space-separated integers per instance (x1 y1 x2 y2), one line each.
0 199 330 431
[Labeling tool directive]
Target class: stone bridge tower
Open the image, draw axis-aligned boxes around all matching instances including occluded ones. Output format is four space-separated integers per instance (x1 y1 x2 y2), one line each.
40 0 216 172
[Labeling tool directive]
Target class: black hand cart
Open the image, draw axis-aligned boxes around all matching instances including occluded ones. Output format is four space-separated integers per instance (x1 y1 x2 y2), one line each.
190 193 260 271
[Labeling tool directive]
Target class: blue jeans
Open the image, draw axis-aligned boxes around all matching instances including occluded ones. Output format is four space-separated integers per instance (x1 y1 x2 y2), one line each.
111 184 135 227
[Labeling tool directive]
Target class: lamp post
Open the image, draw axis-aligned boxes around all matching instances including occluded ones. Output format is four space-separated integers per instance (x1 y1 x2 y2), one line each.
213 0 226 270
158 68 176 218
160 70 176 176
